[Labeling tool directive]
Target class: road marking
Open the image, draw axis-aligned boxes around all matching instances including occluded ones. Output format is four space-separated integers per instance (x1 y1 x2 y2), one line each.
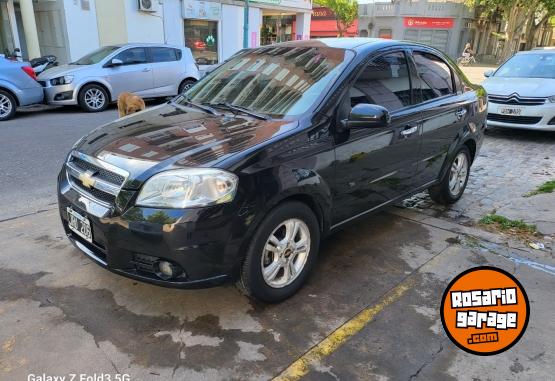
273 278 415 381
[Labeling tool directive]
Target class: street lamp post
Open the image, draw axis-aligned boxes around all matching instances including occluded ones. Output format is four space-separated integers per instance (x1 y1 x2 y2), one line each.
243 0 249 48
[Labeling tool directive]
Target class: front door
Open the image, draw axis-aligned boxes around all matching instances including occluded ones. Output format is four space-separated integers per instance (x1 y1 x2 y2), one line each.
105 47 155 98
332 51 423 225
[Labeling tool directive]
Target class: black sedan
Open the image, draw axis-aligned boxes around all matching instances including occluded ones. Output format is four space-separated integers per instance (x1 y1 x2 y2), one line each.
58 38 486 302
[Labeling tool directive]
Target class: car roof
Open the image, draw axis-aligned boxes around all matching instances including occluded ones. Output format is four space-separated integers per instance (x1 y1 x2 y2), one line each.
269 38 442 53
517 49 555 54
118 42 185 50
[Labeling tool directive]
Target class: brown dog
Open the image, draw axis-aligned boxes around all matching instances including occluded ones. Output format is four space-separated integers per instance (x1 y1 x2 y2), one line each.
117 92 146 118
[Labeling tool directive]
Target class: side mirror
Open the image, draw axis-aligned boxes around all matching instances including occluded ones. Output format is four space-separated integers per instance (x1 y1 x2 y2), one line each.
484 69 494 78
341 104 391 129
108 58 123 67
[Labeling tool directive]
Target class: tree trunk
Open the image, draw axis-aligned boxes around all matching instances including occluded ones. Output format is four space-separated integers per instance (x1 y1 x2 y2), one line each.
525 14 549 49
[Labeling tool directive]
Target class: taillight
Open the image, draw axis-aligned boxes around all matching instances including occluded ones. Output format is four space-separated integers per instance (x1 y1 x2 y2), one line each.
21 66 37 81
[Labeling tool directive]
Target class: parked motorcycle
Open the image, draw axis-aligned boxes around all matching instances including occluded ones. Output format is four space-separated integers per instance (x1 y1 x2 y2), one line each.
30 55 58 75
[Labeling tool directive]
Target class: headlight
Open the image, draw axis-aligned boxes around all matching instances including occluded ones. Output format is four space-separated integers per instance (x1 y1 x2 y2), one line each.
136 168 238 208
50 75 74 86
548 95 555 103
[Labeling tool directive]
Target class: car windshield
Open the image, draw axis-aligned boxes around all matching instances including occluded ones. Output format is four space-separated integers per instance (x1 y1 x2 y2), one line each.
494 53 555 79
71 46 120 65
179 44 354 118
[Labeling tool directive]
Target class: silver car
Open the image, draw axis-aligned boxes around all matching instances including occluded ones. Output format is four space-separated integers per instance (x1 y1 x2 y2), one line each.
38 43 200 112
0 57 44 121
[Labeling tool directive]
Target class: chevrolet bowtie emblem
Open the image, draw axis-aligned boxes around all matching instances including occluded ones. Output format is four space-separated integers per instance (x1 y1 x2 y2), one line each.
79 171 96 189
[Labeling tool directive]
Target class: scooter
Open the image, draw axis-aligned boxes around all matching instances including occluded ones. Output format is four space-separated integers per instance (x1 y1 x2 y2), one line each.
30 55 58 75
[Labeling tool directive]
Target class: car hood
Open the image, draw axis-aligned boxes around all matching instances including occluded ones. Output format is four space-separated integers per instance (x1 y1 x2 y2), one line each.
38 64 86 79
482 77 555 97
74 102 298 188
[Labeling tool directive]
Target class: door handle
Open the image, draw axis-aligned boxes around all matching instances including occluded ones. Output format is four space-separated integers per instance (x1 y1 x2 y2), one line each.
400 125 418 137
142 68 152 72
456 108 467 120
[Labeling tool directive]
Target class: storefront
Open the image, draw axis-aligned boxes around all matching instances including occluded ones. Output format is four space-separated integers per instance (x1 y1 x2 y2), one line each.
310 6 358 38
181 0 312 68
182 1 221 65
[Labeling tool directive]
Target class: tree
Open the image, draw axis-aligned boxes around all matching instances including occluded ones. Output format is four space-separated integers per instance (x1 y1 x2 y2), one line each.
467 0 555 60
316 0 358 37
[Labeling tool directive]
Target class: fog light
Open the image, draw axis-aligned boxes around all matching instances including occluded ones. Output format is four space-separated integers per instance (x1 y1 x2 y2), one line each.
156 260 180 280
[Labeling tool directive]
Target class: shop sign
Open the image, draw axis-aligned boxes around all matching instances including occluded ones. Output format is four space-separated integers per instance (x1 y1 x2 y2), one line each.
403 17 454 29
251 0 312 11
182 0 221 20
312 7 335 20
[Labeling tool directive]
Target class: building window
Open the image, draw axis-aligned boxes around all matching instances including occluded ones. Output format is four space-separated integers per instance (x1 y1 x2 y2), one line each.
185 19 218 65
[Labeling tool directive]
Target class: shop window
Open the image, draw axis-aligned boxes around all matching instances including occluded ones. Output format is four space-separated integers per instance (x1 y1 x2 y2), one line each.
261 15 295 46
185 20 218 65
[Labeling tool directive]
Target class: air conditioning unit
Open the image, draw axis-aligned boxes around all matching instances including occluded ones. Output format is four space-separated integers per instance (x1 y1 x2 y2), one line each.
138 0 157 12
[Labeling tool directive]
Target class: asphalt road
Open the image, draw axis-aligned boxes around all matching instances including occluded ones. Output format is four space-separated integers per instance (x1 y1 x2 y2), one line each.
0 106 120 221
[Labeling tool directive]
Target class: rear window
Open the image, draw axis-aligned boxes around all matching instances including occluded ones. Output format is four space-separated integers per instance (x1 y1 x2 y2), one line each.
150 47 179 63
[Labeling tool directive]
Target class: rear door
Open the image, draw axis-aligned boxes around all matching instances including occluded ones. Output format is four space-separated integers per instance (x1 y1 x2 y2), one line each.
105 47 154 98
408 50 471 186
332 50 423 225
149 47 182 96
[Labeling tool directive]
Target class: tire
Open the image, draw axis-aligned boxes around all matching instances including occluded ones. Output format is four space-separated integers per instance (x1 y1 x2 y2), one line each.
428 146 471 205
78 84 109 112
237 201 320 303
0 89 17 121
178 79 196 94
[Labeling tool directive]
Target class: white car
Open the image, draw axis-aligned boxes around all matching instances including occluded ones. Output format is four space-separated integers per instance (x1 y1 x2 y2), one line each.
38 43 200 112
482 50 555 131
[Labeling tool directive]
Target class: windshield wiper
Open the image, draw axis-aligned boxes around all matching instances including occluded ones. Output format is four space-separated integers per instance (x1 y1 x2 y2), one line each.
172 98 217 115
203 102 269 120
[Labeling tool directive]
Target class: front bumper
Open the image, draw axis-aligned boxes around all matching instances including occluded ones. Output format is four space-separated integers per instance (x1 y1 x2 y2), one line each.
57 168 249 289
42 82 79 105
487 102 555 131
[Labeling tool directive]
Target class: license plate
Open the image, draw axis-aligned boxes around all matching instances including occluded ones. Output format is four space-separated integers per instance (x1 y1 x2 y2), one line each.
67 207 92 243
499 107 523 116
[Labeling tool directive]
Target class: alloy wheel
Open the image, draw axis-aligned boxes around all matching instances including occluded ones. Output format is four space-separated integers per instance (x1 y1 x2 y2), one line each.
0 94 13 119
84 88 106 110
448 152 468 197
261 218 311 288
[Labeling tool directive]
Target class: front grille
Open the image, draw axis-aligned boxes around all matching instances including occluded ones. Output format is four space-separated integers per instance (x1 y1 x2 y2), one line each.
69 174 116 204
38 80 47 87
66 153 128 206
72 157 125 186
487 113 542 125
488 94 546 106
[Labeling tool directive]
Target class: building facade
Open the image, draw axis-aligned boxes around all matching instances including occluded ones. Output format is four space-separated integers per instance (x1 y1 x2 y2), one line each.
0 0 312 67
358 0 474 58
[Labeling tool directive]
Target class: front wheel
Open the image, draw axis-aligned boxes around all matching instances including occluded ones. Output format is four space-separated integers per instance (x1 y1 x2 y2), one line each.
428 147 471 205
178 79 196 94
78 84 109 112
237 202 320 303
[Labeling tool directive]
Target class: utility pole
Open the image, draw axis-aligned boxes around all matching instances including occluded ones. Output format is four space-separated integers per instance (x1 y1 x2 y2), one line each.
243 0 249 48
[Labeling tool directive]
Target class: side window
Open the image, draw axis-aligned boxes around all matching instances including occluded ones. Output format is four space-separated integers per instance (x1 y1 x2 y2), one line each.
350 51 412 112
150 47 178 63
413 52 454 100
113 47 147 65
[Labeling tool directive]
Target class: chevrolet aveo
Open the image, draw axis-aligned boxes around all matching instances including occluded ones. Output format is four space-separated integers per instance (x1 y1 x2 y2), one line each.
58 39 487 302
